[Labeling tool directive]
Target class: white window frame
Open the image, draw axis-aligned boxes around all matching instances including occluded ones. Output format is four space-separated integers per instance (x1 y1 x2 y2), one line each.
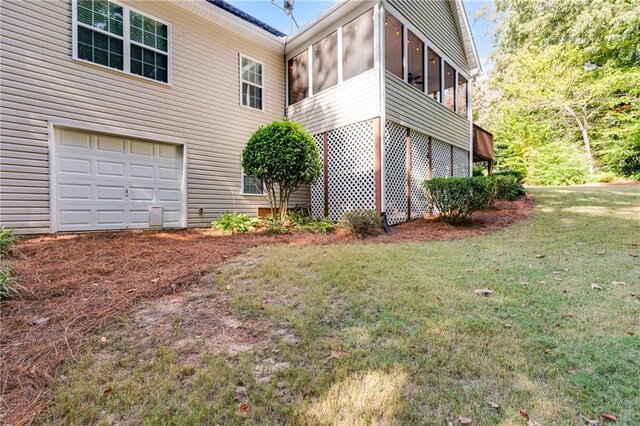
239 54 265 111
241 172 265 196
72 0 171 85
383 5 471 114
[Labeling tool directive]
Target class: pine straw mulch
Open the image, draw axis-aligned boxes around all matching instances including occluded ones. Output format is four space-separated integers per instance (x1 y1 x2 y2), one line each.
0 195 533 425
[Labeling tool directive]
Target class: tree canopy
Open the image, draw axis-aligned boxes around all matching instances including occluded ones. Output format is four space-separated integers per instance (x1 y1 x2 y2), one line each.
476 0 640 184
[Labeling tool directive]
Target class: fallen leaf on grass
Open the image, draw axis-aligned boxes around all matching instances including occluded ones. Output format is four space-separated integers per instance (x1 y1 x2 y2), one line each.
628 253 638 258
519 408 530 420
465 268 474 272
535 254 545 258
487 401 499 410
504 324 512 329
329 350 344 359
585 418 602 426
103 386 112 395
30 317 49 326
100 336 108 343
591 284 603 290
474 288 494 296
601 412 618 422
235 386 246 401
458 416 472 424
596 250 606 255
238 402 249 417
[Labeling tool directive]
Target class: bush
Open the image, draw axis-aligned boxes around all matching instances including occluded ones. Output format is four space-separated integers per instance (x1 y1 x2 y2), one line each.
0 265 20 300
339 209 382 238
488 174 527 203
592 171 618 183
264 218 289 235
0 226 17 255
287 211 335 235
212 212 261 235
242 120 322 221
422 177 490 225
473 166 487 177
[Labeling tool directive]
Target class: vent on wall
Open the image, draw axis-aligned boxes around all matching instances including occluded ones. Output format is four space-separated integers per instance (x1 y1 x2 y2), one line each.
149 206 163 226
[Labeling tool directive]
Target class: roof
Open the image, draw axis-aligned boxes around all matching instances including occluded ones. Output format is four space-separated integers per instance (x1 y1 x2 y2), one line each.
205 0 286 37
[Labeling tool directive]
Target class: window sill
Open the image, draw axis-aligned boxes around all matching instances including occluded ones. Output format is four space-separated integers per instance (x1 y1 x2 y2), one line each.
72 57 172 87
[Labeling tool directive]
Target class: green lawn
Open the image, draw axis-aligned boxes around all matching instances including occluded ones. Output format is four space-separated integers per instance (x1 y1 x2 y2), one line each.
43 185 639 425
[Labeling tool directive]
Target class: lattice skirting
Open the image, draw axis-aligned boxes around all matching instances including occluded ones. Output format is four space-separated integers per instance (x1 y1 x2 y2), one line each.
384 122 408 225
453 146 470 177
409 130 430 219
311 120 377 221
310 133 325 218
384 121 470 223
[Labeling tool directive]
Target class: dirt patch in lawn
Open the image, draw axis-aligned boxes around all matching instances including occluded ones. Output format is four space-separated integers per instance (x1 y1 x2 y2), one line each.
0 195 533 425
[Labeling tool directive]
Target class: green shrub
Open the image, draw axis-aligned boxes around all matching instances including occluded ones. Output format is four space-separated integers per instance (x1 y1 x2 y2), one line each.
489 174 527 202
264 218 289 235
211 212 261 235
473 166 487 177
339 209 382 238
422 177 491 225
287 212 334 234
242 120 322 221
0 226 18 255
0 266 19 300
592 171 618 183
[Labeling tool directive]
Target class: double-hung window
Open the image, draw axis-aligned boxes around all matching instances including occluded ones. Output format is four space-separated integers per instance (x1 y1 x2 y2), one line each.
242 174 263 195
240 55 264 110
74 0 169 83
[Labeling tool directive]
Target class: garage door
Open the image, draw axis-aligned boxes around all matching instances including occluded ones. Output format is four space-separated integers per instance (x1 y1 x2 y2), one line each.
53 129 184 232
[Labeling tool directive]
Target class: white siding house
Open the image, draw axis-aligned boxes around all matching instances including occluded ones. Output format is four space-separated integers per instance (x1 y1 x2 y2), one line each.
0 0 481 234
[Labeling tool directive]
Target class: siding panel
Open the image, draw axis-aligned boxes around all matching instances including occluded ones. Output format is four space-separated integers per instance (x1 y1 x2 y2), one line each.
385 72 470 150
287 68 381 135
0 0 309 234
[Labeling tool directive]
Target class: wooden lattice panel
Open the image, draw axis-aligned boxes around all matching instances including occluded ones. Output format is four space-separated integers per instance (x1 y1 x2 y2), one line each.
384 121 408 225
431 138 451 177
327 120 376 221
310 133 325 218
453 146 470 177
409 130 430 219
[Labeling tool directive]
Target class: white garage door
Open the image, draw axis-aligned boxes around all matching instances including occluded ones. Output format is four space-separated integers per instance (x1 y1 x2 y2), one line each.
53 129 184 232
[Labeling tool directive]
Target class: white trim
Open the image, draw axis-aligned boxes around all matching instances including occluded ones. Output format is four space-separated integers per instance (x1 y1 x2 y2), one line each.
378 3 387 214
453 0 483 77
72 0 172 85
468 82 474 174
337 26 344 84
48 119 188 233
239 53 266 112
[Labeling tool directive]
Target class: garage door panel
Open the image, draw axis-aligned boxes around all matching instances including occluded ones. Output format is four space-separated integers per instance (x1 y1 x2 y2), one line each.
96 136 125 153
59 183 92 200
59 157 91 175
58 209 92 226
130 140 155 156
129 187 154 201
96 185 126 201
96 160 125 177
96 210 127 225
55 129 184 232
130 164 155 179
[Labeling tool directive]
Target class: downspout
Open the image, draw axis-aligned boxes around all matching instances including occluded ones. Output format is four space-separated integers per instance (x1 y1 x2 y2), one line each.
283 37 288 118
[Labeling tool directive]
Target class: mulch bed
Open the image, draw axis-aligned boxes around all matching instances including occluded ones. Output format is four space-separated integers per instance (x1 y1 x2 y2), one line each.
0 195 533 425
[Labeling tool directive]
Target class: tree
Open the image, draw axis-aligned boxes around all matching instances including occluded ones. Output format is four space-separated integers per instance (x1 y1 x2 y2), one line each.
476 0 640 183
242 120 322 221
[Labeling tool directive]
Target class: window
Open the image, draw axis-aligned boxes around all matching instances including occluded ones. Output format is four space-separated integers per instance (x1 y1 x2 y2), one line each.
444 62 456 110
240 55 264 110
407 30 424 91
385 13 403 79
342 9 374 81
427 48 441 101
457 74 468 118
74 0 169 83
242 174 263 195
288 51 309 105
312 31 338 94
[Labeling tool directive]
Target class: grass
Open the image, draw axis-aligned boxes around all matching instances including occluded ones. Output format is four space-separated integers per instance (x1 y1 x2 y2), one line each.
41 185 640 425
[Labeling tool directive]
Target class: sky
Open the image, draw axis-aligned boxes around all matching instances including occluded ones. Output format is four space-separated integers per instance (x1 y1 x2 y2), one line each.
225 0 496 70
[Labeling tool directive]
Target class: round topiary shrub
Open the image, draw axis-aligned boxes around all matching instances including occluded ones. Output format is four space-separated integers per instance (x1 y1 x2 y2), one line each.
242 120 322 221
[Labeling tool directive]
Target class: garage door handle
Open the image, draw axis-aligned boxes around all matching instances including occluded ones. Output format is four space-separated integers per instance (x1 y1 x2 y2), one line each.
125 188 129 198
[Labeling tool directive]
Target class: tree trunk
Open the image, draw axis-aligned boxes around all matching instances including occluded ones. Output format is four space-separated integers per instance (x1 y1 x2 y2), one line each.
562 104 595 176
